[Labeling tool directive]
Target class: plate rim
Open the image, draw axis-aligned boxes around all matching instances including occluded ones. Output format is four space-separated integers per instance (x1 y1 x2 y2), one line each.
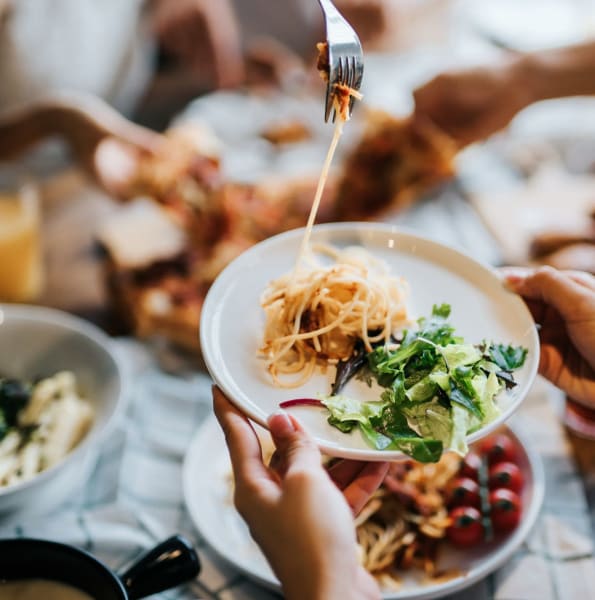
182 415 546 599
199 222 540 461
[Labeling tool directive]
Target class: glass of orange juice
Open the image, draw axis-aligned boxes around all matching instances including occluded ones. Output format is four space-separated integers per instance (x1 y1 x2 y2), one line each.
0 180 43 302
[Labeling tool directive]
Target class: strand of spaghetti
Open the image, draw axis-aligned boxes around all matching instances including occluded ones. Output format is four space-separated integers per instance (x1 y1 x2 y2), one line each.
293 116 345 271
267 289 315 365
270 351 317 389
269 284 322 363
266 279 402 347
271 290 363 345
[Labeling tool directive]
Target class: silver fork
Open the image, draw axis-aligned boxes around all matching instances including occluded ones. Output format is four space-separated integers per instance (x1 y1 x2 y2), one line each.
317 0 364 122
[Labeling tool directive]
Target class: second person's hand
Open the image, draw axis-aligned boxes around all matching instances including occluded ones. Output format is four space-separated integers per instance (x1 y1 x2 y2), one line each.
213 386 386 600
413 58 530 147
502 266 595 407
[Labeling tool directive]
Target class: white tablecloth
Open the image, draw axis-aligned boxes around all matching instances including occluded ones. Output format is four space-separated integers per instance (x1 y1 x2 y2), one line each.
2 337 594 600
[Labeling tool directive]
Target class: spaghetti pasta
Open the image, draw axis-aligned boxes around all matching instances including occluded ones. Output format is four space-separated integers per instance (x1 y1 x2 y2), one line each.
259 45 372 388
355 454 462 587
260 243 411 387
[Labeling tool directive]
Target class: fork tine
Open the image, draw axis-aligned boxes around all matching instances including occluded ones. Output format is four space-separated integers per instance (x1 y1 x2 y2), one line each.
343 56 351 87
346 56 353 87
331 57 345 123
345 56 354 117
324 84 333 122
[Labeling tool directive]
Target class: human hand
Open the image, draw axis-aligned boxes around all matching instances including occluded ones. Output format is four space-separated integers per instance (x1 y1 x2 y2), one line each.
152 0 244 89
213 386 386 600
0 93 163 198
501 266 595 407
413 59 531 147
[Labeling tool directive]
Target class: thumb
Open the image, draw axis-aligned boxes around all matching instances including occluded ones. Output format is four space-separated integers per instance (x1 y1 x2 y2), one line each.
267 411 321 476
502 266 593 322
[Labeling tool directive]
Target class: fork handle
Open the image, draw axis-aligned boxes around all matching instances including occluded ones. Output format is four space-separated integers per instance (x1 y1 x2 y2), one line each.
317 0 343 25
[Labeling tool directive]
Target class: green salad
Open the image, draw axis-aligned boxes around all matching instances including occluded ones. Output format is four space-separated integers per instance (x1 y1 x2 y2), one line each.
283 304 527 462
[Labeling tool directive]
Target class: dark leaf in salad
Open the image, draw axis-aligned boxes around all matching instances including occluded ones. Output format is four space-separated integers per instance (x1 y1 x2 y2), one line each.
495 370 518 390
331 340 368 395
435 386 452 408
371 403 418 438
488 344 528 371
390 436 443 463
449 380 482 419
359 421 442 461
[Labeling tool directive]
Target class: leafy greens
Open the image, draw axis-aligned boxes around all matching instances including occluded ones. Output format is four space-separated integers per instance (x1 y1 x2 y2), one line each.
321 304 527 462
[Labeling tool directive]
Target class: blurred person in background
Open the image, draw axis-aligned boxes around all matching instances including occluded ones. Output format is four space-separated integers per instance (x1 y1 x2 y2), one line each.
0 0 245 192
0 0 383 193
0 0 331 192
0 0 244 117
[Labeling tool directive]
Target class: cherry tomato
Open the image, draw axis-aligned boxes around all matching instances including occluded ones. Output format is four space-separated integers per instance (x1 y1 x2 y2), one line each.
459 451 482 481
447 506 484 547
489 488 522 532
479 434 517 465
488 462 524 493
447 477 481 509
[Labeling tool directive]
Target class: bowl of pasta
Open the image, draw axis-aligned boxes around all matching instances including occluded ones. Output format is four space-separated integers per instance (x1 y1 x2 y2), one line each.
0 304 126 518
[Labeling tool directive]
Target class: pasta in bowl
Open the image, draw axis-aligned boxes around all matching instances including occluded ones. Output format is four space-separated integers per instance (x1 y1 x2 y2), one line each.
0 371 94 488
0 304 125 518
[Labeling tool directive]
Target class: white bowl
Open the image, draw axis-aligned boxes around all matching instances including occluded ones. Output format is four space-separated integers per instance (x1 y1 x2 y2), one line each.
0 304 126 519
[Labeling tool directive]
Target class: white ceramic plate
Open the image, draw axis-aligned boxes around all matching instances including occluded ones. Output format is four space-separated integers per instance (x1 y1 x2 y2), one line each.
200 223 540 461
183 417 545 599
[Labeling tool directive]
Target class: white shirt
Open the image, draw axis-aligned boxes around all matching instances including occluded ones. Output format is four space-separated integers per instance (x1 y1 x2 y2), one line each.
0 0 154 115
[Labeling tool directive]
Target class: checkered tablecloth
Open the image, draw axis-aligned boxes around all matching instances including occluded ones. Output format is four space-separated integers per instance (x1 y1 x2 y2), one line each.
1 336 594 600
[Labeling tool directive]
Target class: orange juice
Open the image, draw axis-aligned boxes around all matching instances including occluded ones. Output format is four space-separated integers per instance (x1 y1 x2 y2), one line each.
0 187 43 302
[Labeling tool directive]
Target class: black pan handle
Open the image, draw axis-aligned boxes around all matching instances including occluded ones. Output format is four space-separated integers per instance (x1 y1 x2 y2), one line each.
119 535 200 599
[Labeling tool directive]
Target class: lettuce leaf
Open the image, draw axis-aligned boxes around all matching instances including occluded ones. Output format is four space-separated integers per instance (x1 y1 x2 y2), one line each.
489 344 528 371
316 304 527 461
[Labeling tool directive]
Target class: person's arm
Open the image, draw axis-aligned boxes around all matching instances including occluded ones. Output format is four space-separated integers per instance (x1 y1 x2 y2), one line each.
414 40 595 147
521 41 595 103
0 93 163 197
213 386 385 600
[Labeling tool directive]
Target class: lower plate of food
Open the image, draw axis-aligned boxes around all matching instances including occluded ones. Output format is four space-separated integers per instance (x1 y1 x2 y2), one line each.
183 417 544 599
200 222 539 462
